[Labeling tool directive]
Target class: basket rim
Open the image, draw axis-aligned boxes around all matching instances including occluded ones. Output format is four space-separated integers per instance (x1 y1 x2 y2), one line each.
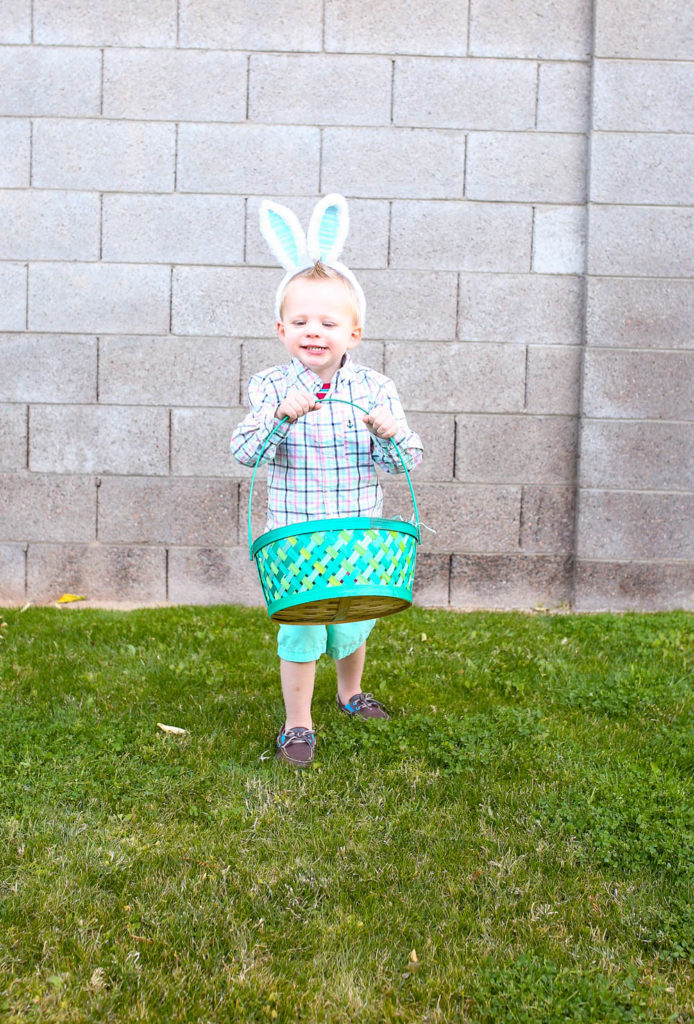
251 515 419 560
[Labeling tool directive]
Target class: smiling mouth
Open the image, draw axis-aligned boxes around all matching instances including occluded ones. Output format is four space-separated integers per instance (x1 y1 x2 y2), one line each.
301 345 327 352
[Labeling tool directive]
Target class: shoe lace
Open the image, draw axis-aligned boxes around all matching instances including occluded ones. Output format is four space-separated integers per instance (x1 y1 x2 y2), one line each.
349 692 383 711
280 726 315 748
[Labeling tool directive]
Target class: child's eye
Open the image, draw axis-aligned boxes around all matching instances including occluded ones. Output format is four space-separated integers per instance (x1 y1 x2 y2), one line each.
323 322 336 328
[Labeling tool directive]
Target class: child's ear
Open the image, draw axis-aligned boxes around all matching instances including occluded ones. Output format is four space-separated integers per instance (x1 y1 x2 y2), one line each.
348 325 363 348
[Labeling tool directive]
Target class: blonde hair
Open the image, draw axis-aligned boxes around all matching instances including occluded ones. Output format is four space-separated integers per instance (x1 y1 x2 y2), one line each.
279 262 361 324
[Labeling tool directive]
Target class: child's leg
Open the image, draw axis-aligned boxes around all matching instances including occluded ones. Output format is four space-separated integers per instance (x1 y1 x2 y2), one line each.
280 658 316 730
277 625 329 731
335 642 366 704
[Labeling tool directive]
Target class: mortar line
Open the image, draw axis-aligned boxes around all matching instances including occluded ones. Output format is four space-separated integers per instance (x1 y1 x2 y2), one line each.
452 415 458 479
570 0 598 612
518 485 525 549
447 554 452 607
165 548 170 602
95 478 100 541
25 406 30 469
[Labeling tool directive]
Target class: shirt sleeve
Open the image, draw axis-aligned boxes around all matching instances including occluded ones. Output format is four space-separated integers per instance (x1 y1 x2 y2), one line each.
369 377 424 475
230 373 292 467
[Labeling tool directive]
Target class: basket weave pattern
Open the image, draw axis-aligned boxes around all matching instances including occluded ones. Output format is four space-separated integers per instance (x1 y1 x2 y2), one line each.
256 525 417 606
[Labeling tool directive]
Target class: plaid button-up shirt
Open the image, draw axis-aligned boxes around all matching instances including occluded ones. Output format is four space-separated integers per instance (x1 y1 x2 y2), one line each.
231 355 423 530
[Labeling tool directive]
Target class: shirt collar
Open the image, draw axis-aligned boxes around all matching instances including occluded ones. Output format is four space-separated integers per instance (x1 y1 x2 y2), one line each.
288 353 357 392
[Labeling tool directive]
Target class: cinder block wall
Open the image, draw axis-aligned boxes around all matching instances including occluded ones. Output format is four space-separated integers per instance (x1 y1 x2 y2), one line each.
0 0 691 611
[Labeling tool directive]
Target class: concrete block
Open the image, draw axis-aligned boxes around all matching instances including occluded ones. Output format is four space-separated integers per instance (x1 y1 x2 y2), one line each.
532 205 586 275
322 129 465 200
0 405 26 470
325 0 468 55
580 421 694 492
451 554 572 609
520 485 575 554
466 132 587 203
362 480 520 554
0 45 101 116
593 60 694 132
586 277 694 350
470 0 591 58
0 544 25 602
386 342 525 412
172 408 250 477
536 61 591 132
393 57 535 130
32 119 175 192
27 544 166 603
588 206 694 278
99 477 237 545
250 54 391 125
0 265 27 331
574 561 694 613
168 546 263 607
0 190 100 261
29 407 169 475
582 350 694 420
34 0 177 46
577 491 694 561
172 268 278 337
594 0 694 60
247 196 390 269
0 335 96 403
525 346 581 414
240 339 384 387
412 553 450 607
458 274 583 346
591 133 694 206
390 201 531 273
29 263 170 335
0 0 30 42
103 48 246 121
100 337 241 407
102 194 245 265
178 0 322 52
177 124 319 194
406 412 455 482
0 119 30 187
0 474 95 542
456 414 576 485
239 478 268 546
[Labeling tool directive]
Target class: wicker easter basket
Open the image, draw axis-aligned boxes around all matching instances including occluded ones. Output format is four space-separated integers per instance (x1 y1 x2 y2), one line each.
248 398 421 625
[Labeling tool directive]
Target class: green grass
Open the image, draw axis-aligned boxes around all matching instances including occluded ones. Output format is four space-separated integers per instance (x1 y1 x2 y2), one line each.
0 605 693 1023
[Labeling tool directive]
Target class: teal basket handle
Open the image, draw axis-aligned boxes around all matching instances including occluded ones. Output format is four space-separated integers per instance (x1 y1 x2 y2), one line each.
247 396 421 559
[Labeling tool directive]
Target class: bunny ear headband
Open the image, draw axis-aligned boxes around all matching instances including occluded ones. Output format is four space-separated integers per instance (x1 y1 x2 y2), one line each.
259 193 366 326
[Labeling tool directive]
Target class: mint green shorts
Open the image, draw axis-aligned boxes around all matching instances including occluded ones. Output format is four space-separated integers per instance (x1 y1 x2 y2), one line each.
277 619 376 663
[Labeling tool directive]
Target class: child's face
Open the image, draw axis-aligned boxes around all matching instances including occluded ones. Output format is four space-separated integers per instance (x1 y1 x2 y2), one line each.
276 277 362 382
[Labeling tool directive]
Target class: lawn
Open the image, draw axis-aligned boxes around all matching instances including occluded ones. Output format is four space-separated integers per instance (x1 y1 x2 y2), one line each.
0 605 692 1023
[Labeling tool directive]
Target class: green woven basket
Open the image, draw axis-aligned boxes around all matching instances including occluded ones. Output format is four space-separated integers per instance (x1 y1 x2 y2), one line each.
248 397 420 625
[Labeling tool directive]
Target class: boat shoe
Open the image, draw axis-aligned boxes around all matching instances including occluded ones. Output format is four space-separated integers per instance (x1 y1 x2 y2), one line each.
275 724 316 766
336 692 390 720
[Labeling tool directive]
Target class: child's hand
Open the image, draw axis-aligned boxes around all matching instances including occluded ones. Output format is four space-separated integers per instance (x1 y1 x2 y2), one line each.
363 406 399 440
276 389 320 422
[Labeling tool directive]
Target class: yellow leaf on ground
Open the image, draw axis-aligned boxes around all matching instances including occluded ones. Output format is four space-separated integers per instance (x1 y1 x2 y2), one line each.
157 723 187 736
56 594 86 604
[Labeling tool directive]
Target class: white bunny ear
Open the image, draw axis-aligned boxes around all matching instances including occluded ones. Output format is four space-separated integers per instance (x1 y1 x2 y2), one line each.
259 200 308 271
307 193 349 263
